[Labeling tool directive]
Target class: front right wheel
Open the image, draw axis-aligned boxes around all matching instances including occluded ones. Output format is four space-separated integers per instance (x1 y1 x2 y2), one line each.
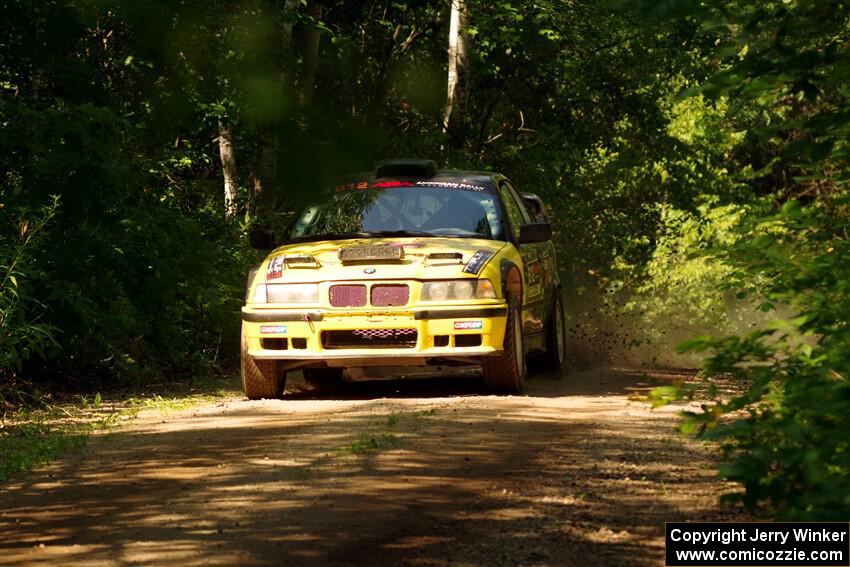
482 297 526 394
241 326 285 399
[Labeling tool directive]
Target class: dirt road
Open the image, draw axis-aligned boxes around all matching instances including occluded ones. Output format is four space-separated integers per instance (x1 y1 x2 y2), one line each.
0 368 742 566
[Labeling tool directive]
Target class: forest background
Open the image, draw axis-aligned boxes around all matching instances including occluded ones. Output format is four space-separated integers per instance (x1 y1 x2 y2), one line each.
1 0 848 520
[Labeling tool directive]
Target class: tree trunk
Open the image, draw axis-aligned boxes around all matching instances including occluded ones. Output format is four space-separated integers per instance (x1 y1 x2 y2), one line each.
443 0 470 149
249 0 298 219
218 115 238 218
366 23 403 131
298 0 322 112
252 127 279 218
283 0 299 42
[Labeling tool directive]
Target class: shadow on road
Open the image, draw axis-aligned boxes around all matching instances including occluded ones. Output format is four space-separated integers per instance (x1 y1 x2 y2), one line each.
284 364 696 401
0 367 734 567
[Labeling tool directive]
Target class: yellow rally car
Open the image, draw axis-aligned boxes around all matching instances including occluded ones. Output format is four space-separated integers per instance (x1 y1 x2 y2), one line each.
241 159 566 398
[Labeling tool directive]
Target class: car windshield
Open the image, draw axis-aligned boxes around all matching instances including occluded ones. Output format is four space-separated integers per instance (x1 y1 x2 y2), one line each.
290 186 504 241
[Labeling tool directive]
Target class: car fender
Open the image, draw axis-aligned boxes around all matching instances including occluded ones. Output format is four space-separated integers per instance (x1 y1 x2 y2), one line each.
499 258 524 302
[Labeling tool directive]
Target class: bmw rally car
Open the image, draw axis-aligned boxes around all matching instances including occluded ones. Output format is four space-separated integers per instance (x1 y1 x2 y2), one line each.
241 159 566 398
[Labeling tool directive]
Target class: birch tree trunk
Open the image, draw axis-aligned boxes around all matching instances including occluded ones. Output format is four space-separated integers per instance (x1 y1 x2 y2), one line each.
443 0 469 149
218 115 238 219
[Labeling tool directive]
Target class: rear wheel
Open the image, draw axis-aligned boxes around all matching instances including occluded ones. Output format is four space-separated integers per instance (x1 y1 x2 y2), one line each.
241 326 285 399
543 293 567 378
482 297 526 394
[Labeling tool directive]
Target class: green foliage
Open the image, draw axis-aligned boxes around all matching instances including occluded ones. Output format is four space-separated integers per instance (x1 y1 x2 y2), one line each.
676 199 850 519
0 197 61 402
615 199 773 359
0 0 261 393
618 0 850 519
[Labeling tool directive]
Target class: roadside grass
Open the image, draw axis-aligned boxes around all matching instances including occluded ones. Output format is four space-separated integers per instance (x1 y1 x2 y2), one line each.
339 408 440 455
343 433 399 454
122 374 240 415
1 422 90 482
0 373 241 482
0 403 117 482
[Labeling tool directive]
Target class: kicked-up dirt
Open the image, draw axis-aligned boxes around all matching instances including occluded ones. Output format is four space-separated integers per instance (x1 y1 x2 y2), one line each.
0 368 744 566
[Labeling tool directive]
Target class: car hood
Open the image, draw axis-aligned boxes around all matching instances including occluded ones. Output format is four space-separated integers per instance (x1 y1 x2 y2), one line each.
263 237 506 282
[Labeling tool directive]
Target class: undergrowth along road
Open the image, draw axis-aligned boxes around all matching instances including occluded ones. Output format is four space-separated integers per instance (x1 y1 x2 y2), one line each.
0 376 240 481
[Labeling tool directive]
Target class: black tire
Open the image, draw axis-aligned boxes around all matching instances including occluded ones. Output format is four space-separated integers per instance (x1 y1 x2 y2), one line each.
241 326 285 399
482 297 526 394
543 292 568 378
302 367 344 389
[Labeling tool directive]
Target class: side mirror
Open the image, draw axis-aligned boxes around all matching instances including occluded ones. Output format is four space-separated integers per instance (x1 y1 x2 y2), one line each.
521 193 549 223
518 222 552 244
249 228 277 250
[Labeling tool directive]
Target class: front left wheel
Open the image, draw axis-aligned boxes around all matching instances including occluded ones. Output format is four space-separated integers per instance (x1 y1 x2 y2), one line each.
241 326 285 399
543 293 568 378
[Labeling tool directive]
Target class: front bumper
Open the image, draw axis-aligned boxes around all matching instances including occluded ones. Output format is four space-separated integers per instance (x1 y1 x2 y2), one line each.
241 303 508 364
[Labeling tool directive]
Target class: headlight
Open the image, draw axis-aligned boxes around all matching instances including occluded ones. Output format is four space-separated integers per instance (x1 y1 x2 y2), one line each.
245 265 261 302
421 279 496 300
425 281 450 300
251 283 268 303
452 280 474 299
264 283 319 303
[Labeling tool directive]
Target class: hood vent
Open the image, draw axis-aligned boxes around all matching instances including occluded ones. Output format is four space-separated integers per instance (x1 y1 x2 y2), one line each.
426 252 463 266
284 254 320 268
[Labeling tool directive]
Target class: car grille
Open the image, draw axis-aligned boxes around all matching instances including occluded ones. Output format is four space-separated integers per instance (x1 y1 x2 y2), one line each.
329 284 367 307
322 329 417 349
370 284 409 307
